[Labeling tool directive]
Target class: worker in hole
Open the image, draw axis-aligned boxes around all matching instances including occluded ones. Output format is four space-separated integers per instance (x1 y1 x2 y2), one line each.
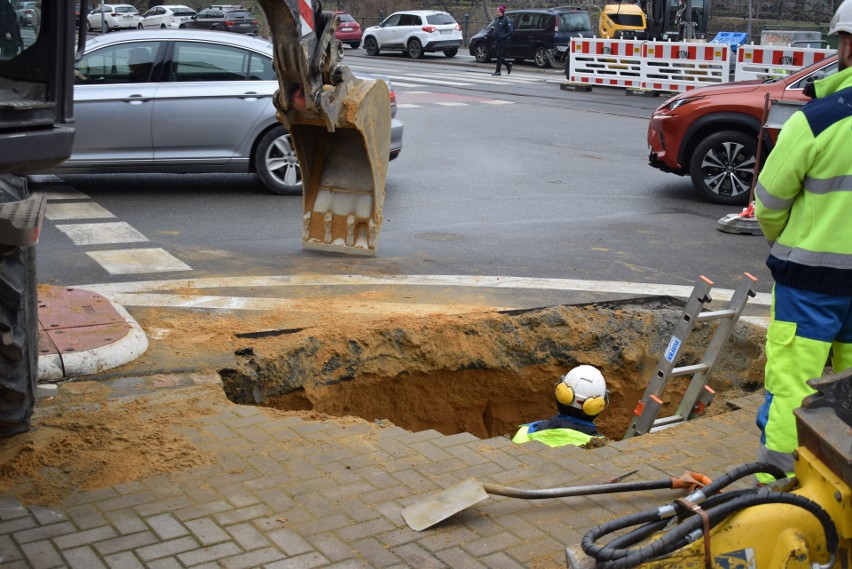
513 365 608 447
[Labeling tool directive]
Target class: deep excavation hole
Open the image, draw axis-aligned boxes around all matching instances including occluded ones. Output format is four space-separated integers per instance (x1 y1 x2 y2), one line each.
220 298 766 441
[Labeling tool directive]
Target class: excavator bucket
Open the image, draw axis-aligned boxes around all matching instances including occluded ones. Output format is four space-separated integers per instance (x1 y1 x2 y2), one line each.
257 0 391 256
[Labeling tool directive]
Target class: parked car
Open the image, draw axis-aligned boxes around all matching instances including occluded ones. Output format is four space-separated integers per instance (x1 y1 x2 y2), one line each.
183 7 258 35
468 7 593 68
14 1 38 26
647 55 839 205
46 30 403 195
139 5 196 30
362 10 462 59
86 4 141 32
324 10 362 48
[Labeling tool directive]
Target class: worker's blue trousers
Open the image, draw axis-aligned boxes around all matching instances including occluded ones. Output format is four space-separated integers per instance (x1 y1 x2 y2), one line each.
756 283 852 482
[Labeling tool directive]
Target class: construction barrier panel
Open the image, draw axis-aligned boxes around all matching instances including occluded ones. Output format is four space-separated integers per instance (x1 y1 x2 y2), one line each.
568 38 644 89
641 41 732 92
734 45 836 81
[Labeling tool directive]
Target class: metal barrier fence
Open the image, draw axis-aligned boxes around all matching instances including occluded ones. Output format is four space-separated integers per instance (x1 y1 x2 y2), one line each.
568 38 836 93
734 44 835 81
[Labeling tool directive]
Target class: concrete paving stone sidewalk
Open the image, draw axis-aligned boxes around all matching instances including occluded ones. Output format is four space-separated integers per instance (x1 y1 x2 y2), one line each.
0 371 765 569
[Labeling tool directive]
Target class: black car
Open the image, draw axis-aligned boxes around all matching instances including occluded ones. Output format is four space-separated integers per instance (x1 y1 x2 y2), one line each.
183 8 259 34
468 8 593 68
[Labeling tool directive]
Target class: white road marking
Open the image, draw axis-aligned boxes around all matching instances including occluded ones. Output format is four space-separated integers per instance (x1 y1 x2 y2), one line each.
86 248 192 275
435 102 469 107
397 103 422 109
480 100 515 105
46 202 115 221
42 189 90 200
57 222 149 246
77 274 773 308
104 292 507 314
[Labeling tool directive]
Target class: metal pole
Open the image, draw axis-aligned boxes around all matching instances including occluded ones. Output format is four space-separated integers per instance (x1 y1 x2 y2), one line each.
747 0 753 43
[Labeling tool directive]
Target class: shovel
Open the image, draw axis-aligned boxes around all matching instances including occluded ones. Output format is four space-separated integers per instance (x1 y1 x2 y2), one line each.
401 471 710 531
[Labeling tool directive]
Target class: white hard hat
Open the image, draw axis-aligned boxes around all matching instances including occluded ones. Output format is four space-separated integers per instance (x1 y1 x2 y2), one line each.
829 0 852 35
555 365 608 415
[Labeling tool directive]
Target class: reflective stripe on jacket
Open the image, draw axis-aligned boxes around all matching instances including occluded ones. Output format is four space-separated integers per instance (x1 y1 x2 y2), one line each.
512 425 594 447
754 66 852 295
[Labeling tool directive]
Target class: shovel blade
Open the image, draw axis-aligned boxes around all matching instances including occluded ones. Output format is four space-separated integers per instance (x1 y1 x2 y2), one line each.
402 478 489 532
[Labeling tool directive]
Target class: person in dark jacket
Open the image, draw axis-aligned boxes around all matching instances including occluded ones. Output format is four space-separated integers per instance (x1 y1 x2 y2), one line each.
0 0 23 59
491 5 513 76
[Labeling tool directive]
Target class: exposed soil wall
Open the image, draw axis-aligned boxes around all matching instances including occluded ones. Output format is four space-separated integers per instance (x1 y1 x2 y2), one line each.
220 298 766 440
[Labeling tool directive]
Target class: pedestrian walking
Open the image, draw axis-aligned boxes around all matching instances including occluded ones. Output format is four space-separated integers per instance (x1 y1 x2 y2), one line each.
0 0 22 59
753 0 852 484
491 5 513 76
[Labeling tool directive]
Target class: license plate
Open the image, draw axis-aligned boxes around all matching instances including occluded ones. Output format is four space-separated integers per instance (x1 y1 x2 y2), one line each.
340 27 352 31
440 29 452 35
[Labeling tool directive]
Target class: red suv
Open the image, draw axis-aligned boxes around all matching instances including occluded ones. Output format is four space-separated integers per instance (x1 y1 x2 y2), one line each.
647 54 839 205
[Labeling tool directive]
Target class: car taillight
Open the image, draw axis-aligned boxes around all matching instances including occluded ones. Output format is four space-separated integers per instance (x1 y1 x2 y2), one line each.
389 90 396 106
251 19 258 24
455 24 461 31
224 19 235 26
421 25 438 33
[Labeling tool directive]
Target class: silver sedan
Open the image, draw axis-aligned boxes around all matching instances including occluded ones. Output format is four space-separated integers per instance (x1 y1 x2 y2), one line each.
47 30 403 194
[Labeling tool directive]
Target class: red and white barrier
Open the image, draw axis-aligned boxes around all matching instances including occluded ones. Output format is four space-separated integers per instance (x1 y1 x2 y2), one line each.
641 41 731 92
569 38 644 89
734 45 835 81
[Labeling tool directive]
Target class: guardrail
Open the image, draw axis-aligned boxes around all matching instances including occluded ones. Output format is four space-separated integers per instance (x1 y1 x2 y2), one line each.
567 38 836 93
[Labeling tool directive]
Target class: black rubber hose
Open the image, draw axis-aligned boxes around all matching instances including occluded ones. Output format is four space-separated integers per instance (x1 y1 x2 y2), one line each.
603 489 756 552
693 462 787 499
581 463 786 563
481 479 674 500
584 492 839 569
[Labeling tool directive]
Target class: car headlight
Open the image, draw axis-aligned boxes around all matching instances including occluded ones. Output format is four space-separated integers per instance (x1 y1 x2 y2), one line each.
663 96 703 112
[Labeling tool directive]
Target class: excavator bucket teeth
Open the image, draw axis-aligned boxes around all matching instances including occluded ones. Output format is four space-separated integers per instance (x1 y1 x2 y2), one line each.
257 0 392 256
288 80 391 256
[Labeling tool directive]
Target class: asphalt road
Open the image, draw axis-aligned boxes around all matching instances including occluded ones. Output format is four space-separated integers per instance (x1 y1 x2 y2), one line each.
32 49 774 316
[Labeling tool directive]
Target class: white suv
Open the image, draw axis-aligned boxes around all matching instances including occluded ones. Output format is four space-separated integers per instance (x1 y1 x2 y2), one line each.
86 4 141 31
362 10 462 59
139 5 197 29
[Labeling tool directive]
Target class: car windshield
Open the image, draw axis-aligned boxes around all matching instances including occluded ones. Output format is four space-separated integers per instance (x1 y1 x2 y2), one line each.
115 6 137 13
337 13 355 22
227 10 253 19
559 12 591 32
172 8 196 16
608 13 644 26
426 13 456 25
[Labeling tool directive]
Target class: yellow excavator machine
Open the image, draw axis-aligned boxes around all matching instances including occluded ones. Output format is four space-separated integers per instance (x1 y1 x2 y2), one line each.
567 368 851 569
256 0 391 256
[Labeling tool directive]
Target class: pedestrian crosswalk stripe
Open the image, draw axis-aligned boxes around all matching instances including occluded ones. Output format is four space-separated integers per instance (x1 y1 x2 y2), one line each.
42 189 89 200
435 102 469 106
46 202 115 221
397 103 422 108
480 100 515 105
56 222 149 246
86 248 192 275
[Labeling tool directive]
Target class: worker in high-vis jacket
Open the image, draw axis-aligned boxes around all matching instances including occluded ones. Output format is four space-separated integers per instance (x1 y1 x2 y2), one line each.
753 0 852 484
513 365 608 447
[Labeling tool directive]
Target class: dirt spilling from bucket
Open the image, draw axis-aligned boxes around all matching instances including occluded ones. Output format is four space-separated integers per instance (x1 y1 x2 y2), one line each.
220 299 766 440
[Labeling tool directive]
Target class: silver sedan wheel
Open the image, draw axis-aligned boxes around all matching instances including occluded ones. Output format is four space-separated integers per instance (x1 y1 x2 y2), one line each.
255 127 302 195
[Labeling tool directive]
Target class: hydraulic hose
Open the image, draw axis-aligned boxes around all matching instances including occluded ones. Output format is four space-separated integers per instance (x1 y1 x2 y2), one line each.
581 463 839 569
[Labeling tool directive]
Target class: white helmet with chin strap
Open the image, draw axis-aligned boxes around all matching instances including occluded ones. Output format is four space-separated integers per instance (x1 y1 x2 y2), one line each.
829 0 852 35
555 365 608 416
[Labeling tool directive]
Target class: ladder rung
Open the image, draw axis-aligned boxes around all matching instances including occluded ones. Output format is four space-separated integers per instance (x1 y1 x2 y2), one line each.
697 309 736 321
650 422 683 433
652 415 684 427
670 363 709 377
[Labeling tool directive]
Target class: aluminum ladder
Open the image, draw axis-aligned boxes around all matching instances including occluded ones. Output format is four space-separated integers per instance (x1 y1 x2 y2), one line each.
623 273 758 439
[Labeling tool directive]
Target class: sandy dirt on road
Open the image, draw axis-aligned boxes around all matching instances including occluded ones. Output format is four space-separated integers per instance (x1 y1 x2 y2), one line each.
0 290 765 505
